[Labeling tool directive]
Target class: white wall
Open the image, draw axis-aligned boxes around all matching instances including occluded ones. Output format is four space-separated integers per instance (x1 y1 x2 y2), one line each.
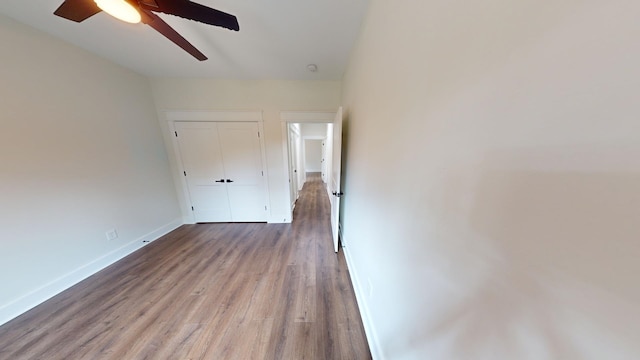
304 140 323 172
341 1 640 359
150 79 341 223
0 15 181 326
301 123 328 177
300 123 328 137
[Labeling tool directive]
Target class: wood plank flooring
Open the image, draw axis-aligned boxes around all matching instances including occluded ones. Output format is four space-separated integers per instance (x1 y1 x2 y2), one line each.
0 173 371 359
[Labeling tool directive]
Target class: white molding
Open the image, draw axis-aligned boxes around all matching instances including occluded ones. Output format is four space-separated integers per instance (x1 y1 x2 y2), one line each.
289 123 301 136
166 110 263 122
0 218 183 327
343 245 385 360
280 111 335 123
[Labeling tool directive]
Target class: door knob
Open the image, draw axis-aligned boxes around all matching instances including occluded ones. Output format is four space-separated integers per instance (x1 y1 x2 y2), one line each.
215 179 225 183
226 179 234 183
332 191 344 197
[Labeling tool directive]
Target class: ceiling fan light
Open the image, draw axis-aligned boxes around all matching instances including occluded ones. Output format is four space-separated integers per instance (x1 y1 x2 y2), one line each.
94 0 141 24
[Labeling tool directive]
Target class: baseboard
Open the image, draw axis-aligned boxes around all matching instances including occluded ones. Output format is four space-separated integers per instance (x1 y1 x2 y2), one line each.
344 245 384 360
0 218 183 327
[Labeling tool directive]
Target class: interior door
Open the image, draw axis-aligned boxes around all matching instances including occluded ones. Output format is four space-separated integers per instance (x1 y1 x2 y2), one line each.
295 132 305 190
218 122 267 222
321 140 327 183
175 122 231 222
330 107 343 253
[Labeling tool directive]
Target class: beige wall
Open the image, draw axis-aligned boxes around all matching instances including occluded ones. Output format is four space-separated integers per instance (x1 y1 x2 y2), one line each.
341 1 640 359
150 79 341 222
0 15 180 325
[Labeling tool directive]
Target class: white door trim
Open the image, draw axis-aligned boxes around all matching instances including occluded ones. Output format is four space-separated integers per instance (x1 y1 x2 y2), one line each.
280 111 335 123
165 110 270 224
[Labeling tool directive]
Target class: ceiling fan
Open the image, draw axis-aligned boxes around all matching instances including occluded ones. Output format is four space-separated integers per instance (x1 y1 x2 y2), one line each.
53 0 240 61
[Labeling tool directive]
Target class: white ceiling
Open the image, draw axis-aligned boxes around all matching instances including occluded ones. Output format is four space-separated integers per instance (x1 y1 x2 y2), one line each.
0 0 369 79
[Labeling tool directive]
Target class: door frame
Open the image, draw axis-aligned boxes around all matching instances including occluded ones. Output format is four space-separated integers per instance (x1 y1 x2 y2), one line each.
166 111 270 224
288 124 302 210
280 111 336 221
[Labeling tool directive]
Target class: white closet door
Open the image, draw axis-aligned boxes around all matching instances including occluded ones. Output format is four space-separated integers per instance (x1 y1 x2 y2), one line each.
176 121 267 223
175 122 231 222
218 122 267 222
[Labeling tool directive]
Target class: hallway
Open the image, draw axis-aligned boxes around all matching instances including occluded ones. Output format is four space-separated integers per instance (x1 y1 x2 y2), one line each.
0 174 370 359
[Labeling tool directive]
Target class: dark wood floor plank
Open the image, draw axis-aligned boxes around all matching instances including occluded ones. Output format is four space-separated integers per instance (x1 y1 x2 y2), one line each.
0 173 371 359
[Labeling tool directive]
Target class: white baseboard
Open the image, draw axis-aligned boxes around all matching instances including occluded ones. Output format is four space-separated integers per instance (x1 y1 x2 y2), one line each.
0 218 183 327
344 245 384 360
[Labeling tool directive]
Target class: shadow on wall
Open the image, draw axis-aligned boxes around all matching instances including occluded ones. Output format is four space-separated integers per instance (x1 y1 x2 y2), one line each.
393 154 640 359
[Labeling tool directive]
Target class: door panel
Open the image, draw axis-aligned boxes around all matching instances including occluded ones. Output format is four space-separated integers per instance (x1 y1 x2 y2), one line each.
175 122 231 222
218 122 267 222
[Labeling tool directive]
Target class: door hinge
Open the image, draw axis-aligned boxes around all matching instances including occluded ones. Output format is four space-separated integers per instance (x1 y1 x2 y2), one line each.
257 131 260 138
261 171 264 176
175 131 178 137
183 171 187 176
265 206 267 210
191 206 194 211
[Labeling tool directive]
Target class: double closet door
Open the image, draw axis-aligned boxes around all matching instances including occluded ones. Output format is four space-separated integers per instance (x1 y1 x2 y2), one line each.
175 121 267 223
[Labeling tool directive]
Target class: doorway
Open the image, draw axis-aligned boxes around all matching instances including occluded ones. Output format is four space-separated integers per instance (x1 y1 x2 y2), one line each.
281 110 344 253
284 122 331 212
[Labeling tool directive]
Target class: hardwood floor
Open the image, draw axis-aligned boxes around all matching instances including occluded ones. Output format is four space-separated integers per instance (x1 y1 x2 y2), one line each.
0 173 371 359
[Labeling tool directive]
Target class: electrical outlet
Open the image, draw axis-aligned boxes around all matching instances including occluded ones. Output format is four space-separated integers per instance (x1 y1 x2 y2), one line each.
105 229 118 241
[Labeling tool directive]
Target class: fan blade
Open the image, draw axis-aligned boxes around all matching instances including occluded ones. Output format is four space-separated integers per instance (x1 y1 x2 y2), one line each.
54 0 102 22
139 9 208 61
140 0 239 31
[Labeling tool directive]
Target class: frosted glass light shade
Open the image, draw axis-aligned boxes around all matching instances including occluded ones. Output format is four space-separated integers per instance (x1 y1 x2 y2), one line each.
94 0 141 24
